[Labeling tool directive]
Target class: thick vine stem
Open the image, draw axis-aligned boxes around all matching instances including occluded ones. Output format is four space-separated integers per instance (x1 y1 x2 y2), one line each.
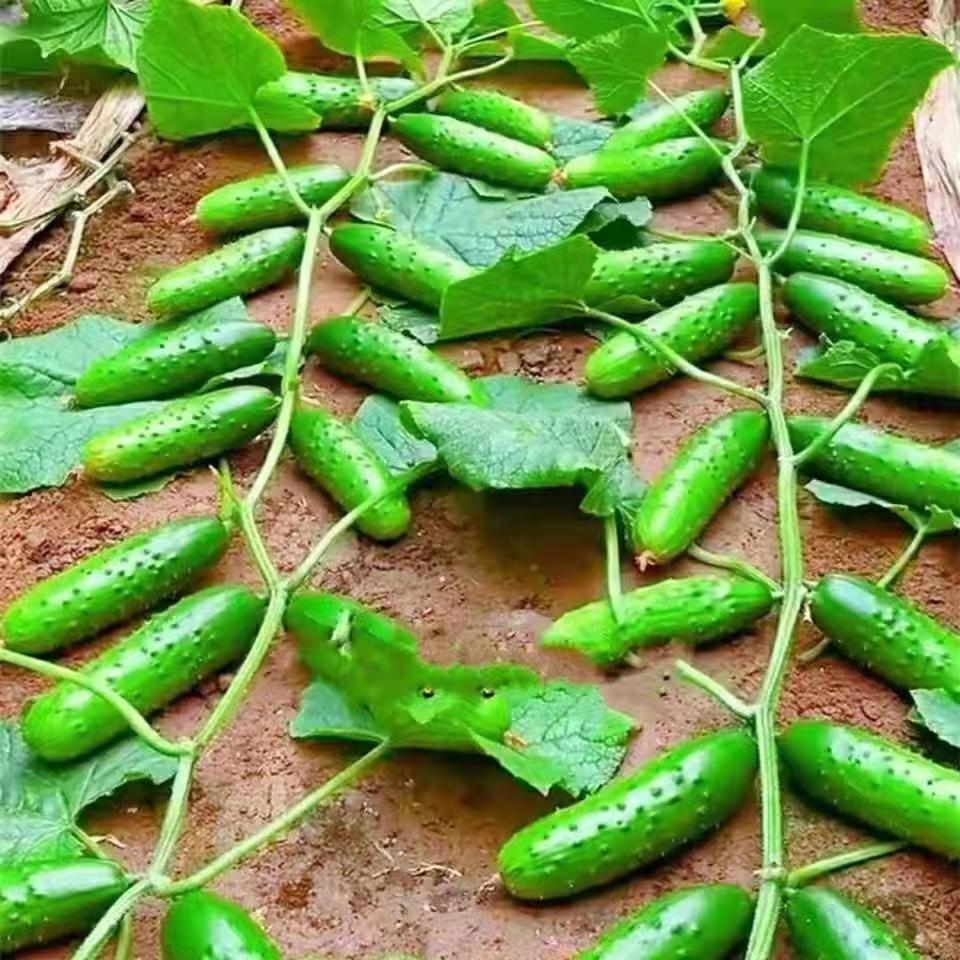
785 841 908 888
70 877 152 960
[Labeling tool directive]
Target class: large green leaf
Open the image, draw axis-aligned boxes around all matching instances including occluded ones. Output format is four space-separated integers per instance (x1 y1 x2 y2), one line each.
912 689 960 750
743 26 954 185
352 394 439 479
527 0 678 42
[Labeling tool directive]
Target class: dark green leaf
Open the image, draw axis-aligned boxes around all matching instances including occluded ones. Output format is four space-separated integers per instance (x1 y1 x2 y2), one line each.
98 470 180 501
804 480 958 534
200 337 288 392
377 304 441 344
911 689 960 749
0 28 63 76
352 394 439 479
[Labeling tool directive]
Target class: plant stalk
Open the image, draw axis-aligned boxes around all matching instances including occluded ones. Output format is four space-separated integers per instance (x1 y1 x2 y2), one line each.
786 841 908 888
878 520 931 589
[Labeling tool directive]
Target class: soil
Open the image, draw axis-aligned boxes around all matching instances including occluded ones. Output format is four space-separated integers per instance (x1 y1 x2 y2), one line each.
2 2 959 959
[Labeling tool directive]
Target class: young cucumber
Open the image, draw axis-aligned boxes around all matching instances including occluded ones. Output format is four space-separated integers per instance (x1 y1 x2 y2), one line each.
195 163 350 233
585 283 759 398
290 402 411 541
1 515 230 656
752 166 932 255
563 137 725 201
435 87 553 149
577 884 753 960
162 892 281 960
756 229 948 305
329 223 474 310
391 113 558 191
254 72 417 129
585 240 738 315
788 416 960 515
83 385 280 483
0 859 129 953
601 89 730 155
810 574 960 695
147 227 305 317
779 720 960 860
542 575 774 667
635 410 770 563
74 305 276 407
499 729 758 900
306 315 482 403
22 585 264 762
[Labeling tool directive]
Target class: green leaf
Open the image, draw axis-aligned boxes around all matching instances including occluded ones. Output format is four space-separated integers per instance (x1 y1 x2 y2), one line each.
439 235 600 339
352 171 612 268
98 470 180 501
470 733 566 794
20 0 150 71
528 0 677 42
911 689 960 749
377 303 440 344
383 0 473 37
567 25 668 115
352 394 438 479
743 26 955 186
290 680 387 742
0 28 63 76
199 337 288 392
463 0 569 61
551 115 615 162
137 0 319 140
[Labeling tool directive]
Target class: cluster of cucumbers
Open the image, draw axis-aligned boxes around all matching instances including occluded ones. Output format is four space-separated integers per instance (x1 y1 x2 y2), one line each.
2 62 958 960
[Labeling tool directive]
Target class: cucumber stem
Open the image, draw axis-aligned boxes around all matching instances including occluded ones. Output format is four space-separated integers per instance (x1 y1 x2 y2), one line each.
687 543 782 596
675 659 754 719
878 519 931 589
785 841 908 888
69 877 152 960
248 110 312 219
604 516 626 625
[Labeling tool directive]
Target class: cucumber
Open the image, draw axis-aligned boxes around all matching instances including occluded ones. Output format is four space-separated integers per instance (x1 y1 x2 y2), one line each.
147 227 305 317
542 575 774 667
499 728 758 900
289 402 411 541
435 87 553 149
254 72 417 129
306 315 482 403
1 515 229 656
752 167 932 255
162 891 282 960
585 240 738 315
329 223 474 310
577 884 753 960
601 89 730 155
788 416 960 515
22 585 264 762
756 229 948 305
810 574 960 695
779 720 960 860
391 113 558 191
585 282 759 398
0 859 129 952
195 163 350 233
786 887 921 960
634 410 770 562
83 385 280 483
563 137 725 201
74 305 277 407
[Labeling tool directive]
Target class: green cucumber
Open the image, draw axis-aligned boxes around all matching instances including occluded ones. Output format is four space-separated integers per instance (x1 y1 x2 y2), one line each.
756 229 948 305
787 887 920 960
83 385 280 483
601 89 730 155
147 227 305 317
329 223 474 310
22 585 264 762
810 574 960 695
634 410 769 562
585 282 759 398
499 728 758 900
585 240 738 315
195 163 350 233
162 891 281 960
1 515 229 655
577 884 753 960
391 113 558 191
563 137 725 201
779 720 960 859
788 416 960 515
542 575 774 667
435 87 553 149
254 72 417 129
289 402 411 541
74 305 276 407
306 315 482 403
0 859 129 952
752 167 932 255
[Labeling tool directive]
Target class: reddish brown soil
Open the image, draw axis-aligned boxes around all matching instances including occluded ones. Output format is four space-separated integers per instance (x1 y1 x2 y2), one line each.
2 2 959 959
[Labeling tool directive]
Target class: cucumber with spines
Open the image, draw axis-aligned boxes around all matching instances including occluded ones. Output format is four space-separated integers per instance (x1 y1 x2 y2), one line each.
1 515 230 655
435 87 553 149
585 283 759 398
22 585 265 762
147 227 305 317
83 385 281 483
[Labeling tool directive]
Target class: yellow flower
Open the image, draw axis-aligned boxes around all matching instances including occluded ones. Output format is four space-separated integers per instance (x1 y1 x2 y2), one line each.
723 0 748 20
